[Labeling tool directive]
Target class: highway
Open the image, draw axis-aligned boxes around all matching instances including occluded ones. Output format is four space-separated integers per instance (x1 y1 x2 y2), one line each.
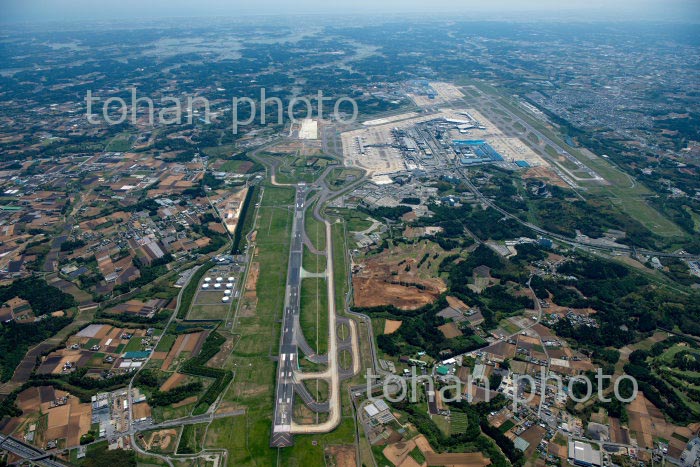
0 434 65 466
132 409 245 432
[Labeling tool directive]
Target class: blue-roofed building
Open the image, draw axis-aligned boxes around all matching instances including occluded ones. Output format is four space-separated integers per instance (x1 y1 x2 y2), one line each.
453 139 487 146
453 140 503 163
460 157 491 165
515 160 530 168
123 351 151 361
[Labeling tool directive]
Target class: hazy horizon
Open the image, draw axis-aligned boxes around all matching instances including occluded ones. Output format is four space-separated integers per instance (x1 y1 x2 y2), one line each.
3 0 700 24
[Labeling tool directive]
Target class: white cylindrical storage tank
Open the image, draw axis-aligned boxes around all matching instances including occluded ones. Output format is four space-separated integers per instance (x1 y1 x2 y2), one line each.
224 290 232 295
204 277 212 282
226 283 233 288
202 283 210 289
222 296 230 302
214 283 221 288
227 277 234 282
216 277 223 282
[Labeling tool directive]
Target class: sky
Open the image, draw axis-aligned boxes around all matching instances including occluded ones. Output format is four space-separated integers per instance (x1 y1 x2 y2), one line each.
3 0 699 23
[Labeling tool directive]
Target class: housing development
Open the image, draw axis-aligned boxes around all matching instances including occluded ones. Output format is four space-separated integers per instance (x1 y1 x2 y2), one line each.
0 8 700 467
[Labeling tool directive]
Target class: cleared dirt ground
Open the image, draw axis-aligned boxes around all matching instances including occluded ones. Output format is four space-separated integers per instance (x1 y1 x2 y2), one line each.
354 277 442 310
144 428 178 451
353 244 447 310
523 166 569 187
326 445 357 467
383 320 402 334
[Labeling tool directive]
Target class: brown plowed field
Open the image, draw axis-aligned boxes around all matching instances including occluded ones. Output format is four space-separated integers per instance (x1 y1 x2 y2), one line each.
160 373 185 392
161 331 207 371
383 320 402 334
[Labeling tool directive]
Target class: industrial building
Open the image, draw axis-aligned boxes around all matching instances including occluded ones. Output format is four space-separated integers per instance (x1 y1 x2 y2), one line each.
568 440 602 467
453 140 504 165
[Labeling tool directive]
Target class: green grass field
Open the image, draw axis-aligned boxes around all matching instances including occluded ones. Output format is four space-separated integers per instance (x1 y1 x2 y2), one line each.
303 245 326 274
339 349 353 371
219 159 252 173
303 378 329 402
272 154 334 184
331 208 374 232
155 334 177 353
300 277 329 355
331 222 349 312
499 419 515 433
326 167 364 191
188 304 230 321
177 423 207 454
177 263 215 319
105 133 134 152
304 204 327 251
202 144 237 158
124 336 146 352
451 412 470 434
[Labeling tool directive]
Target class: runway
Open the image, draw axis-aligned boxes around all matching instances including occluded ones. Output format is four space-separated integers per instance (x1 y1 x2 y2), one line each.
270 185 308 448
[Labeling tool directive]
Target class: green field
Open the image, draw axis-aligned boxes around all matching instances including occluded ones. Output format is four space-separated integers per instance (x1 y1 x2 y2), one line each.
330 208 375 232
304 206 327 251
339 349 353 371
326 167 364 191
300 277 329 355
219 159 252 173
303 245 326 274
202 144 237 158
303 378 329 402
124 336 146 352
177 264 215 319
155 334 177 353
331 222 349 312
187 304 230 320
499 419 515 433
272 154 335 184
451 412 470 434
177 423 207 454
105 133 134 152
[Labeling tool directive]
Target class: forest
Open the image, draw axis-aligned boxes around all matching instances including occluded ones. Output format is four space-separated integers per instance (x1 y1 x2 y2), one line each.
0 277 77 316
